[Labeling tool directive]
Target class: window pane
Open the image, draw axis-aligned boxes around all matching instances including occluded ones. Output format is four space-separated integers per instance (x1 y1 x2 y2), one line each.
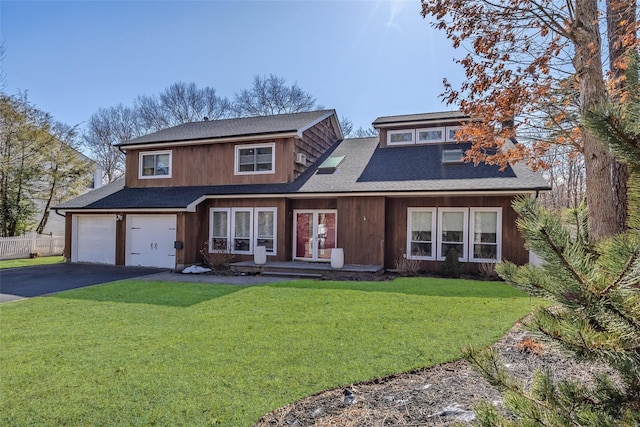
212 238 228 251
142 155 155 176
257 211 274 238
418 129 443 141
411 242 432 257
474 244 497 259
257 238 274 252
442 212 464 239
155 154 170 175
390 132 412 143
234 211 251 238
411 211 432 233
442 243 464 258
474 212 497 235
234 239 250 252
212 211 227 237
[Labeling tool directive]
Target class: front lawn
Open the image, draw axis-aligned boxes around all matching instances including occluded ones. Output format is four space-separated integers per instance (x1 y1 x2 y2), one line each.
0 255 64 269
1 278 538 426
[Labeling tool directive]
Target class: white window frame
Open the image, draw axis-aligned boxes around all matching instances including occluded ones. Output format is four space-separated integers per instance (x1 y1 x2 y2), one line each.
406 208 437 260
437 208 469 262
254 207 277 256
209 208 231 253
234 143 275 175
231 208 253 254
387 129 415 146
445 126 461 142
139 150 172 179
469 208 502 263
209 207 278 256
416 127 445 144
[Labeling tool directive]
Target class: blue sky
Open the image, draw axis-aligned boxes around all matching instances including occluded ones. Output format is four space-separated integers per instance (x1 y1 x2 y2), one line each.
2 0 464 133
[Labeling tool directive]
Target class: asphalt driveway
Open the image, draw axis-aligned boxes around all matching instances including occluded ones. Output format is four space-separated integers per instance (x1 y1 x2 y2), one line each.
0 263 163 302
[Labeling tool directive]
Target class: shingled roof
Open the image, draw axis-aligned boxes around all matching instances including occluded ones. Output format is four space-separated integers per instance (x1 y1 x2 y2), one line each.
119 109 338 148
372 111 468 127
59 135 549 211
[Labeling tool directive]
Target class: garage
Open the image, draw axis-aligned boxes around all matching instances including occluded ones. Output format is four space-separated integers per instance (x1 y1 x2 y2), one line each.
72 215 117 264
126 215 177 269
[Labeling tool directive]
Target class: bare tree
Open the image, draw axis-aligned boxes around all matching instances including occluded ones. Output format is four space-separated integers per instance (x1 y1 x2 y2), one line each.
35 122 92 234
136 82 231 131
83 104 140 183
232 74 320 117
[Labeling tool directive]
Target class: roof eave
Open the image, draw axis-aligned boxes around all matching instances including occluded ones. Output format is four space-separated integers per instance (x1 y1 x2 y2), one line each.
117 131 301 151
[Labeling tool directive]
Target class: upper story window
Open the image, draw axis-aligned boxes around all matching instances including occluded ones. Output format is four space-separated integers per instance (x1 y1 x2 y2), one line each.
387 126 463 146
139 151 171 179
235 143 275 175
446 126 461 142
417 127 444 143
387 130 415 145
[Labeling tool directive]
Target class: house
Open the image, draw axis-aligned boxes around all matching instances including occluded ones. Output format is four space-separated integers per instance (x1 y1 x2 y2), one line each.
56 109 549 272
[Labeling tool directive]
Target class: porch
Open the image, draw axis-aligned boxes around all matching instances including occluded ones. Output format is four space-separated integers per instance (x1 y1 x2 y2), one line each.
230 260 384 279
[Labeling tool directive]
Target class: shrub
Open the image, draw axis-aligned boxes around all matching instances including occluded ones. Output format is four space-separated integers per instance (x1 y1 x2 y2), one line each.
199 241 235 269
393 252 423 276
440 248 462 278
478 261 499 281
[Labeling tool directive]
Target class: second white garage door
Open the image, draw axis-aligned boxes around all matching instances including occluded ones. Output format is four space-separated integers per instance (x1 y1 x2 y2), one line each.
126 215 177 269
73 215 116 264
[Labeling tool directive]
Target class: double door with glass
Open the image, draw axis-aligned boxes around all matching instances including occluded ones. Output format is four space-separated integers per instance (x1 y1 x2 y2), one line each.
293 210 337 261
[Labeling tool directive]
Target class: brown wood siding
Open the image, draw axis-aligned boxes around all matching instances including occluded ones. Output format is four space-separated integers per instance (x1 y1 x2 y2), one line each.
295 118 339 178
125 138 295 187
385 195 527 272
337 197 385 265
64 214 72 260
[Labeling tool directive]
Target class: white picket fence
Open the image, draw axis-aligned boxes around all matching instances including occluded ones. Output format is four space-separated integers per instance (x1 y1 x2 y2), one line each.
0 232 65 260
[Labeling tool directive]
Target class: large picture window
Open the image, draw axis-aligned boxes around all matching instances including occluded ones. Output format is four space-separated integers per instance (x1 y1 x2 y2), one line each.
235 143 275 174
406 208 436 259
209 207 277 255
139 151 171 178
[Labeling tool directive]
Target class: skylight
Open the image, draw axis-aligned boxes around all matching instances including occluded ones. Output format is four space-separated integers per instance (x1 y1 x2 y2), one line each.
442 149 464 164
317 155 345 174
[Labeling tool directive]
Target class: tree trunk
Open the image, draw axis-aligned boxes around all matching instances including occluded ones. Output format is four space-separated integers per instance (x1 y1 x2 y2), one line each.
606 0 636 231
573 0 618 240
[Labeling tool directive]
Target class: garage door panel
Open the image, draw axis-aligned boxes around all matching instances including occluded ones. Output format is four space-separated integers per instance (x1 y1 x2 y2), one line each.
74 215 116 265
126 215 176 269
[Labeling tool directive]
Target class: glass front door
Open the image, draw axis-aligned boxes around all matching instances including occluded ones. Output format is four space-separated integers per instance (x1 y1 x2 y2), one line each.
294 210 337 261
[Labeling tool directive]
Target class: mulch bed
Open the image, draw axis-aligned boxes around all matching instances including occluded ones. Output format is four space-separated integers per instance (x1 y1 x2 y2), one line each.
255 322 614 426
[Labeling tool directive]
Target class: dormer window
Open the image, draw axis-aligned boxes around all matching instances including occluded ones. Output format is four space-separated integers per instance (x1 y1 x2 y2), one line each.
446 126 461 142
387 130 415 145
139 151 172 179
417 127 444 143
235 143 275 175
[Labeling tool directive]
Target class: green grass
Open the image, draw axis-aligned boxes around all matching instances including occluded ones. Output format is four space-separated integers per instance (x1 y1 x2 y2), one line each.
0 255 64 269
1 278 538 426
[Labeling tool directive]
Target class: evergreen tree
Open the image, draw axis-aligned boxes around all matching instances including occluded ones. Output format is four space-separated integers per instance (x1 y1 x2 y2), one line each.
463 53 640 426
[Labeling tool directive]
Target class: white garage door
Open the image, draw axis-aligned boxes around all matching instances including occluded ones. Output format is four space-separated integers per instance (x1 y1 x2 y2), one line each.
73 215 116 264
126 215 176 269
